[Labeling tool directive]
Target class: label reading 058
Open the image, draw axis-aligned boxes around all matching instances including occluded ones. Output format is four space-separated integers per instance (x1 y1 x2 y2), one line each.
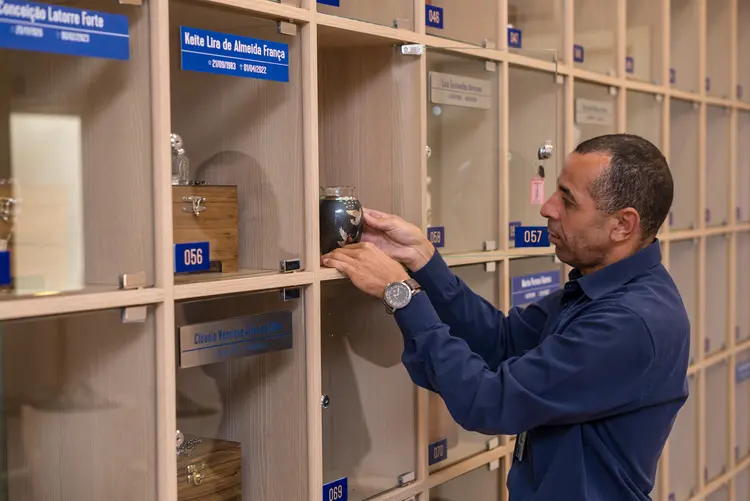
174 242 211 273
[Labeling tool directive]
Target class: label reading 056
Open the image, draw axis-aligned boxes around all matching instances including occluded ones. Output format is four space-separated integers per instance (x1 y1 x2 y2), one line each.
513 226 549 248
174 242 211 273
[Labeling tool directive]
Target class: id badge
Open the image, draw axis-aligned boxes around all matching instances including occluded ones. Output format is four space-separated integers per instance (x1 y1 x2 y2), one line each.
514 431 527 462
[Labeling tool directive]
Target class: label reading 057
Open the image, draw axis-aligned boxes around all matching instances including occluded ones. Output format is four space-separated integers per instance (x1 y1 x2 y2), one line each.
323 477 347 501
513 226 549 248
174 242 211 273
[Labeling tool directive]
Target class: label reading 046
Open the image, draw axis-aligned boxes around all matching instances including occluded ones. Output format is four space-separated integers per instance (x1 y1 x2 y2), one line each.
425 5 443 29
174 242 210 273
513 226 549 248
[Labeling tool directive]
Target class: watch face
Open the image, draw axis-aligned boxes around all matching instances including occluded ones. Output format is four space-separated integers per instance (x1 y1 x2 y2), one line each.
385 282 411 309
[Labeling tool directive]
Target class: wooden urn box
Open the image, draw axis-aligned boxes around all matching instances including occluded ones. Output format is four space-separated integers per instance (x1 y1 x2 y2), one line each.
177 436 243 501
172 185 239 275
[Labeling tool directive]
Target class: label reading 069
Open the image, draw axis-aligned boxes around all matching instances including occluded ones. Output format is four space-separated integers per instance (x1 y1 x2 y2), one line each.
174 242 211 273
323 477 347 501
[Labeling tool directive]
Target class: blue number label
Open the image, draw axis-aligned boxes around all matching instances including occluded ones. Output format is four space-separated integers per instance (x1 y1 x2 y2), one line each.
427 226 445 248
174 242 210 273
323 477 347 501
514 226 549 248
425 5 443 29
429 438 448 465
507 28 522 48
317 0 340 5
0 251 10 286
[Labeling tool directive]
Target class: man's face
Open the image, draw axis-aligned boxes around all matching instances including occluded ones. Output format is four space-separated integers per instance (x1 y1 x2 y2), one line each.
540 152 615 271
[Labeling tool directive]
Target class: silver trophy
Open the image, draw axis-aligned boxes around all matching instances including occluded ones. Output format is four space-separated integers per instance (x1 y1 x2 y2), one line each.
170 133 191 185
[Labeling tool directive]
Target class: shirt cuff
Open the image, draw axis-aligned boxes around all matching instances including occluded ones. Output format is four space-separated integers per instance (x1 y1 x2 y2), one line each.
393 291 444 342
409 251 457 295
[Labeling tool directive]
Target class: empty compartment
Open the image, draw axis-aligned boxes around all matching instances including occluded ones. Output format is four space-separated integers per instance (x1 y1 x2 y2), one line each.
573 0 616 76
626 0 664 84
737 112 750 223
735 349 750 462
169 2 305 285
316 0 414 31
668 99 700 230
425 49 499 255
705 235 729 355
667 374 698 501
317 31 421 255
706 484 730 501
509 256 565 308
428 263 503 472
507 0 564 63
321 280 417 501
670 0 700 92
574 81 617 146
174 288 308 501
705 106 731 227
0 306 158 501
429 462 504 500
738 0 750 101
0 0 155 298
508 65 563 241
735 466 750 500
669 239 699 364
706 0 731 98
705 360 730 483
737 233 750 343
425 0 497 49
626 91 664 150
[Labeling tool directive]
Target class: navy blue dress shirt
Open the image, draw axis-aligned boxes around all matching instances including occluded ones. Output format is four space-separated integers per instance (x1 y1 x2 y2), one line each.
394 239 690 501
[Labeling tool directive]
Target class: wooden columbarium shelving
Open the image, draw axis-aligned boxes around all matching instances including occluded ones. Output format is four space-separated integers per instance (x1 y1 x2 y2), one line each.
0 0 748 500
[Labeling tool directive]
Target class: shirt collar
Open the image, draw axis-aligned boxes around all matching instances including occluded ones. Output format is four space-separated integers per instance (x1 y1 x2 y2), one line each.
567 239 663 300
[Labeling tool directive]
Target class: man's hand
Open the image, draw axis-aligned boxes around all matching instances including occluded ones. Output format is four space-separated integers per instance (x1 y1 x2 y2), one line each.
321 242 411 299
361 208 435 272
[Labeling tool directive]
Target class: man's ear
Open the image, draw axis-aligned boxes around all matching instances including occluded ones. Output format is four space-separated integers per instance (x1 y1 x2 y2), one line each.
610 208 640 242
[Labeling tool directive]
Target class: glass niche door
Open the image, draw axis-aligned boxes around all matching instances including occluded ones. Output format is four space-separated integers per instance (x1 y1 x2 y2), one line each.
425 46 560 255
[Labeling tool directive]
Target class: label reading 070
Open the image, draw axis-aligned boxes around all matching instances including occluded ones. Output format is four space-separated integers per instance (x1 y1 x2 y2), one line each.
513 226 549 248
323 477 347 501
174 242 211 273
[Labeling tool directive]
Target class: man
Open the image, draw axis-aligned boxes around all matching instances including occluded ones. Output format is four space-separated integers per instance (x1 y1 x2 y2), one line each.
321 134 690 501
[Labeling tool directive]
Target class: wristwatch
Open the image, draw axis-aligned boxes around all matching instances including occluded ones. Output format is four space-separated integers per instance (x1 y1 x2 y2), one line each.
383 278 422 314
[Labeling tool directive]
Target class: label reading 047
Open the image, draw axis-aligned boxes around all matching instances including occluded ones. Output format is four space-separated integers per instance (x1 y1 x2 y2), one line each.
174 242 210 273
323 477 347 501
513 226 549 248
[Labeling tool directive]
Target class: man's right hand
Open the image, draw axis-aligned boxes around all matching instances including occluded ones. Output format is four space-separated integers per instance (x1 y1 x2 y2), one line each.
360 208 435 272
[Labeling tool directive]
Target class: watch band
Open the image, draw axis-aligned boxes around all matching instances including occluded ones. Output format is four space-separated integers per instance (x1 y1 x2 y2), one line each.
384 278 422 314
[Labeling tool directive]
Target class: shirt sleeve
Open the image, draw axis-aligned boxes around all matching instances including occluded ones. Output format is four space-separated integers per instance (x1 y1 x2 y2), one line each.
394 293 656 436
409 251 556 370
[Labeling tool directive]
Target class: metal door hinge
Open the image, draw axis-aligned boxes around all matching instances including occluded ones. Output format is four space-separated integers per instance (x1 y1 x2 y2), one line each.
118 0 142 4
120 271 146 290
121 306 147 324
400 44 424 56
277 21 298 36
398 471 415 486
280 259 302 273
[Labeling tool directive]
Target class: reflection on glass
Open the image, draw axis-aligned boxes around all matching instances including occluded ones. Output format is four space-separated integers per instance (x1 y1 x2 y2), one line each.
626 91 663 149
627 0 663 83
507 0 564 63
426 49 499 255
574 0 616 75
574 82 616 145
0 307 157 500
425 0 497 48
0 1 155 298
321 281 417 501
316 0 414 31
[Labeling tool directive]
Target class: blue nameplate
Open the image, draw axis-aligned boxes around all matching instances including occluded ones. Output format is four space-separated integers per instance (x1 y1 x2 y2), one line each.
507 27 522 48
737 360 750 383
511 271 561 307
0 251 10 286
174 241 210 273
625 56 634 74
0 0 130 60
425 4 443 29
513 226 549 248
317 0 340 5
323 477 347 501
180 26 289 82
428 438 448 465
427 226 445 248
573 44 584 63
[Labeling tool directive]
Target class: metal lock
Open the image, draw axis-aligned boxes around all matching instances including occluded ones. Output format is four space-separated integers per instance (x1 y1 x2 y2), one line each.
183 195 206 216
538 141 554 161
321 394 330 409
187 462 206 486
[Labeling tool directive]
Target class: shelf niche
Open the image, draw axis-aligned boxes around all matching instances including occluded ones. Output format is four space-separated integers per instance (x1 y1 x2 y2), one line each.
706 0 731 98
667 373 698 501
738 0 750 101
0 0 155 298
573 0 617 76
320 279 417 501
626 90 664 150
507 0 564 63
626 0 664 84
668 99 700 231
168 1 305 286
425 49 499 255
0 306 159 501
705 106 731 227
670 0 700 93
704 360 730 484
428 461 504 500
508 65 563 237
574 81 617 146
669 239 699 364
704 235 729 356
737 232 750 344
427 263 503 473
424 0 498 49
173 288 308 501
737 112 750 223
315 0 414 32
317 29 422 236
735 348 750 463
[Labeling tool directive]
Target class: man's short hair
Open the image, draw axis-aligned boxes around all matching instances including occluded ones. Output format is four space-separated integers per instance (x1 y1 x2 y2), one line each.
574 133 674 241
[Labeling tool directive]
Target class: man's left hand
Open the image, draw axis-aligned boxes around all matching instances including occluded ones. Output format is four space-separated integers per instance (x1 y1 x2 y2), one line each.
321 242 411 299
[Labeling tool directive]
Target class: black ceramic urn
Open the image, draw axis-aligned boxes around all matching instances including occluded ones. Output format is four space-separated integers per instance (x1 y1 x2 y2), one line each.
319 186 364 254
